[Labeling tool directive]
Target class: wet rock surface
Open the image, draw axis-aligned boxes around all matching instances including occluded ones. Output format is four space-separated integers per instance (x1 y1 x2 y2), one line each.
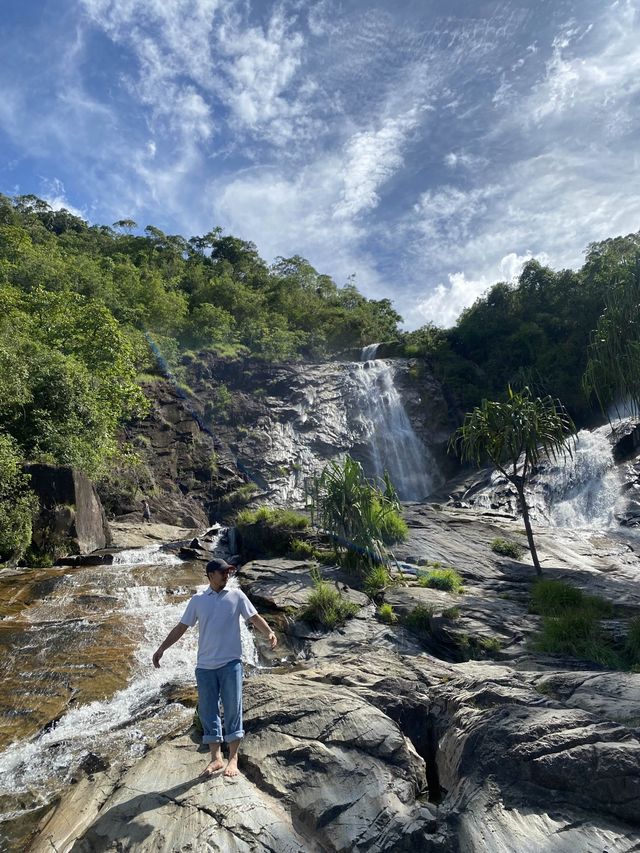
27 504 640 852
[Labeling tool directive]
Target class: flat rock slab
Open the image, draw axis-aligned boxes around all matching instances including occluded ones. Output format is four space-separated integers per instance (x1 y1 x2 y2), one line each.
109 522 201 549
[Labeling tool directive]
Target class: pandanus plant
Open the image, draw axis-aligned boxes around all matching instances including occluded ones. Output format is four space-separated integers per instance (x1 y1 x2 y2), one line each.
450 387 576 575
308 456 405 570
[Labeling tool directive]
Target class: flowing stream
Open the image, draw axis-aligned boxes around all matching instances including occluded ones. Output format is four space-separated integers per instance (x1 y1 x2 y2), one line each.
0 537 259 850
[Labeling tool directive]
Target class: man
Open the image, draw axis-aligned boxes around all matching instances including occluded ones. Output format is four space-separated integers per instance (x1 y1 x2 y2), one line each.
141 499 152 524
152 557 277 777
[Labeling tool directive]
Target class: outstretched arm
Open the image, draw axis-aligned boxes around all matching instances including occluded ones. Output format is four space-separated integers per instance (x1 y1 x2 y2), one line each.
248 614 278 649
152 622 189 667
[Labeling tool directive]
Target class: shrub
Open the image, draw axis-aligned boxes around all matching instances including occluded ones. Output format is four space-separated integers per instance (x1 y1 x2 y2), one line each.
378 603 398 624
405 604 435 633
308 456 406 571
479 637 502 654
377 505 409 544
236 506 308 558
363 564 390 600
300 569 359 629
417 568 463 593
529 580 640 669
289 538 315 559
491 537 525 559
534 610 620 667
442 606 460 620
0 435 39 563
530 579 613 618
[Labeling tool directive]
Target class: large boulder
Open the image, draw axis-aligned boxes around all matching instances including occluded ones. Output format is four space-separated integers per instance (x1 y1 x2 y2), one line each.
25 464 111 555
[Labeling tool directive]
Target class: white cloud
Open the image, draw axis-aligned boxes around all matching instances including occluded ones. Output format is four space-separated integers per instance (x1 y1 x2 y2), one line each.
40 178 87 219
410 272 490 329
524 5 640 127
210 160 391 298
334 108 423 219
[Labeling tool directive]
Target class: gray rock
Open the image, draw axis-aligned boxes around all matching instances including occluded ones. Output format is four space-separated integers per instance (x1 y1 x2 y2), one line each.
240 558 368 611
25 463 112 554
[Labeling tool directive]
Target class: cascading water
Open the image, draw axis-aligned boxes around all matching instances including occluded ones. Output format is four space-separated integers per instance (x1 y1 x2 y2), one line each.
348 351 439 500
543 428 622 529
463 425 625 530
0 531 259 847
360 343 380 361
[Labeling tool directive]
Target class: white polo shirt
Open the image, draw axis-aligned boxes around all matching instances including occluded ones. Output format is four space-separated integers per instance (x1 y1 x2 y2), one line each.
180 587 257 670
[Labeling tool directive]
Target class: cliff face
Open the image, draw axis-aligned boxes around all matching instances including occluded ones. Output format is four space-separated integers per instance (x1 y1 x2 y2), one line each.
184 352 458 508
106 354 458 524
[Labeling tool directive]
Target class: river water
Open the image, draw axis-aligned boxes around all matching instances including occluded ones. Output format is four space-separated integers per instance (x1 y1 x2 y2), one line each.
0 541 259 851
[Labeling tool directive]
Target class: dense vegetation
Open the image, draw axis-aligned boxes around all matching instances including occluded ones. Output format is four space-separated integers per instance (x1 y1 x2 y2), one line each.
403 232 640 421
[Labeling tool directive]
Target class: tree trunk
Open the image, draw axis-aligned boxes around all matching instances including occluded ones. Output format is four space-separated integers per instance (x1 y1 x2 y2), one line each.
512 478 542 575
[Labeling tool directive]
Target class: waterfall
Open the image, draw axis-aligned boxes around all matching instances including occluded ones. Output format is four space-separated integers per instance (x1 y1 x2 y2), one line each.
544 428 622 529
348 354 438 500
361 343 380 361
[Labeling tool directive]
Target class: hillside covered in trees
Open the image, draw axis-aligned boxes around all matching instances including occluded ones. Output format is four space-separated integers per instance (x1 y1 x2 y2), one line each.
0 191 638 561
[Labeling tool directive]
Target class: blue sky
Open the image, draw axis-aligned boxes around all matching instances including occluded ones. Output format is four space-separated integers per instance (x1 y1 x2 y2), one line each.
1 0 639 328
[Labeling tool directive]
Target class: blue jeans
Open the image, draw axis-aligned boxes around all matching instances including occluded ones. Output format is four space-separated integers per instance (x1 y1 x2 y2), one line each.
195 660 244 744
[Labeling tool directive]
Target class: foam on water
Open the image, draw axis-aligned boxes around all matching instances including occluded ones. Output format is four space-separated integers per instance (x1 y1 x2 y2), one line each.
111 545 182 566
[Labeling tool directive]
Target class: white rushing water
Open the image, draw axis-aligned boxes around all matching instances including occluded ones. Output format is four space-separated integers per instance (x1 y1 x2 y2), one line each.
0 538 259 819
349 354 438 500
545 428 622 529
111 544 184 567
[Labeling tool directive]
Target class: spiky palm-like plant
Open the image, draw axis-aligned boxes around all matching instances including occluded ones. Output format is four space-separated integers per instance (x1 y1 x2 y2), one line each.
451 387 576 575
308 456 405 570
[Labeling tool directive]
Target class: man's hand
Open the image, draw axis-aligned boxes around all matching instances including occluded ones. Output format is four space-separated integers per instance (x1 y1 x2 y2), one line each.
248 613 278 649
151 622 188 668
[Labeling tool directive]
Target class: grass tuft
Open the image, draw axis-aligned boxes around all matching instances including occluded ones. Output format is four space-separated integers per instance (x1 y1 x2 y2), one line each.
363 564 390 600
530 579 613 618
300 569 359 630
491 537 525 559
377 603 398 624
417 568 463 593
405 604 435 633
625 617 640 666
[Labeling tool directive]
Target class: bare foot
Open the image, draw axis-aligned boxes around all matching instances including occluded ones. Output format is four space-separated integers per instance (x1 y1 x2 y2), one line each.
223 757 240 777
203 757 224 775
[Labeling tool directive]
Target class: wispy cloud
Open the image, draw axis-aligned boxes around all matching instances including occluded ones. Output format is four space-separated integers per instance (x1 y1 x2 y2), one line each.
333 108 425 219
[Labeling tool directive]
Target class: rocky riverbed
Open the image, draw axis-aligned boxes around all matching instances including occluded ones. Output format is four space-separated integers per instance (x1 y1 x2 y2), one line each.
22 504 640 853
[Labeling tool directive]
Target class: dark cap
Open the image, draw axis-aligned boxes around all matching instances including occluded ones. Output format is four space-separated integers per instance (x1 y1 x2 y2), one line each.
205 558 234 575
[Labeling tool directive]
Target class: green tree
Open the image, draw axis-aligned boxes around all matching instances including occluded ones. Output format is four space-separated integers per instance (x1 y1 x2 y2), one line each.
451 387 576 575
582 256 640 417
0 433 38 562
